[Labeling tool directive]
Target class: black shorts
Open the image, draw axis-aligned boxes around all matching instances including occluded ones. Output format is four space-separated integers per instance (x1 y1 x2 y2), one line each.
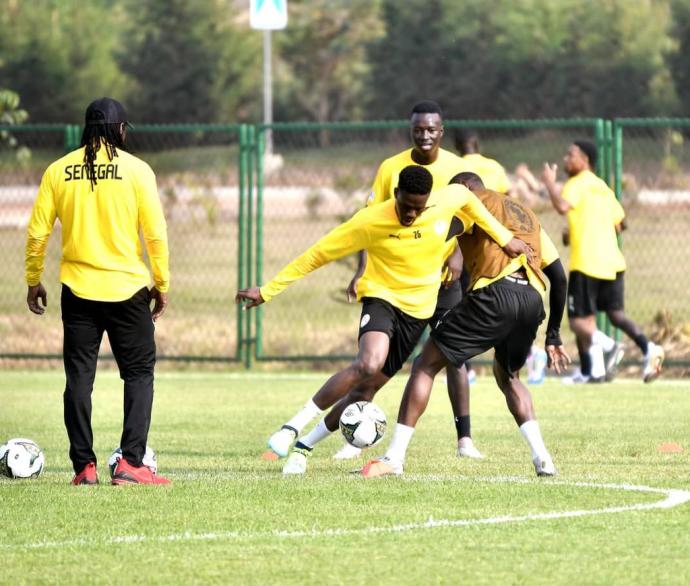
567 271 624 318
358 297 428 377
431 278 545 374
431 280 463 328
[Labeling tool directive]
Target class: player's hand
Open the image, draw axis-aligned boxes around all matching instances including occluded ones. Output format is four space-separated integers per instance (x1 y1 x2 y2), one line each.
149 288 168 321
235 287 265 310
346 277 359 303
441 256 462 288
27 283 47 315
546 344 571 374
503 237 533 263
542 162 558 185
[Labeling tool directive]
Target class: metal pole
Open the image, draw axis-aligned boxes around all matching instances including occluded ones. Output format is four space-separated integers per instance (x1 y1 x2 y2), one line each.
263 30 274 155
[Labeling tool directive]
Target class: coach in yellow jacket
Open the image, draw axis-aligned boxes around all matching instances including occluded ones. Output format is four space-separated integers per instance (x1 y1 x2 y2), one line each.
25 97 170 486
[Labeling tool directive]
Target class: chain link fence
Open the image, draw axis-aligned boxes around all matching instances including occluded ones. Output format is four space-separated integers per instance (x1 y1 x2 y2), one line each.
1 120 688 366
252 120 607 364
0 124 244 362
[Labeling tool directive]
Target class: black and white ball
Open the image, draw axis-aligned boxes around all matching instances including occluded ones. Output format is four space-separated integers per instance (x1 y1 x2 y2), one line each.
108 446 157 477
339 401 387 449
0 438 45 479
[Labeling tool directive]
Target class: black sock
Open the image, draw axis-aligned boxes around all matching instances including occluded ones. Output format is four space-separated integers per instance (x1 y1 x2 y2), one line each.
455 416 471 439
580 350 592 376
294 441 312 452
632 333 648 355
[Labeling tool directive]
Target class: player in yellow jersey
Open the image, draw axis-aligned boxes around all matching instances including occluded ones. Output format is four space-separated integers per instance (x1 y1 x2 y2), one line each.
339 100 482 462
361 172 570 478
543 140 664 383
25 98 170 486
236 166 532 475
454 129 511 194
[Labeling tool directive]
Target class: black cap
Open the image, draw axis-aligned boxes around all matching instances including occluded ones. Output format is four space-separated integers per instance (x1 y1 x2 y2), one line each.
85 97 131 127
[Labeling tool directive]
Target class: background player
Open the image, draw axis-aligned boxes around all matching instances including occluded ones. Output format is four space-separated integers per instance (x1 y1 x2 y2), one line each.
542 140 664 383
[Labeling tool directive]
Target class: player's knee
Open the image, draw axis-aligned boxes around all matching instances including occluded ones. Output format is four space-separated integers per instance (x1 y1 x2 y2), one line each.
351 356 384 380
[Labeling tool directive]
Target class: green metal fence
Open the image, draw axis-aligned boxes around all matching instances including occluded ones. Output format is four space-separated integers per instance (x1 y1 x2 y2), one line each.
248 119 607 365
2 119 688 366
0 123 246 362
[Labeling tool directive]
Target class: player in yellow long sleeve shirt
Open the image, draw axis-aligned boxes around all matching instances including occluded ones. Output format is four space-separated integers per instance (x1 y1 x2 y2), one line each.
25 97 170 486
236 165 531 475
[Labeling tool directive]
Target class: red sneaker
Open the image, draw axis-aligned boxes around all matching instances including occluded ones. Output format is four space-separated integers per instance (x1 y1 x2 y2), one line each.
71 462 99 485
111 457 170 485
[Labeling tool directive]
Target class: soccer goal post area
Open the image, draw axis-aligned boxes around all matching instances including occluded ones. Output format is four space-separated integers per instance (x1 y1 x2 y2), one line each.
1 119 689 367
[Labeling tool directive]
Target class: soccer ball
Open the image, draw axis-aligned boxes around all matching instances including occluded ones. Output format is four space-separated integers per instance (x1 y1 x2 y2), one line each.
108 446 157 478
0 438 45 479
339 401 387 449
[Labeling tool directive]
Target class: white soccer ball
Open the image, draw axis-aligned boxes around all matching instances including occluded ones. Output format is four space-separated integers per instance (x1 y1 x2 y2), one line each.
339 401 387 449
108 446 157 477
0 438 45 479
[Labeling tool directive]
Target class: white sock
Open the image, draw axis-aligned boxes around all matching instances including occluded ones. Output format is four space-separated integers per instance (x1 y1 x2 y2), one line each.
590 343 606 378
592 330 615 352
285 399 323 434
384 423 416 463
519 420 549 461
298 419 333 449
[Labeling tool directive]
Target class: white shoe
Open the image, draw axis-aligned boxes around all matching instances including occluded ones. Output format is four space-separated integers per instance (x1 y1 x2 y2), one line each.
457 437 484 459
333 442 362 460
642 342 664 383
562 369 589 384
268 426 297 458
467 369 477 385
533 454 556 477
282 448 309 475
604 342 625 381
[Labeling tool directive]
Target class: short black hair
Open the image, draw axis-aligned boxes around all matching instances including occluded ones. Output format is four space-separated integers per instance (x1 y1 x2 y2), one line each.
573 140 598 168
450 171 484 191
398 165 433 195
410 100 443 117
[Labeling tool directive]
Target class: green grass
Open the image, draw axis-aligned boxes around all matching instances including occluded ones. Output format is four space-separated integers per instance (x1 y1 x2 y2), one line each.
1 370 689 584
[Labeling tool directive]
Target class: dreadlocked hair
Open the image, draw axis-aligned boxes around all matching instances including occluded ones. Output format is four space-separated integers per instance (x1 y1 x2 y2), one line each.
80 122 126 190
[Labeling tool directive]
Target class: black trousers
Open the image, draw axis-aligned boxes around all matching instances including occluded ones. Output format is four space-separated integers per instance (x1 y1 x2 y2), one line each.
61 285 156 473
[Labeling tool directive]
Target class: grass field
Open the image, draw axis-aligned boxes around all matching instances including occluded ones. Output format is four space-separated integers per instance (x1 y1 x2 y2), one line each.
1 370 689 585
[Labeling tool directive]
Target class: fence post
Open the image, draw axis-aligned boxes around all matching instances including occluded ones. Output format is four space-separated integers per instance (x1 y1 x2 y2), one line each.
254 126 266 361
244 125 256 369
237 124 248 364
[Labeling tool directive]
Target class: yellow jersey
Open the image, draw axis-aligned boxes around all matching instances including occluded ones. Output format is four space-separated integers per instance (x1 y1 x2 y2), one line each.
562 170 625 279
25 145 169 301
260 184 513 319
462 153 511 194
368 147 469 206
368 147 470 261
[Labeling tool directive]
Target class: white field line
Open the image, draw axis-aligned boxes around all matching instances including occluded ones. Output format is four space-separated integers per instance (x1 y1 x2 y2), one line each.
1 477 688 550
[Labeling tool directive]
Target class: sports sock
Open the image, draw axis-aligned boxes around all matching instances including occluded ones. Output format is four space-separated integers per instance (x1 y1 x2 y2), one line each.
591 329 615 352
519 420 549 461
298 419 332 449
384 423 415 463
284 399 323 434
636 334 649 356
455 415 471 440
590 343 606 379
579 349 592 377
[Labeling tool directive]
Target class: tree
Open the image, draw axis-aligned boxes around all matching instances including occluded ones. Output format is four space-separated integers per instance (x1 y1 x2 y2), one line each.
275 0 384 125
119 0 261 123
0 0 129 122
